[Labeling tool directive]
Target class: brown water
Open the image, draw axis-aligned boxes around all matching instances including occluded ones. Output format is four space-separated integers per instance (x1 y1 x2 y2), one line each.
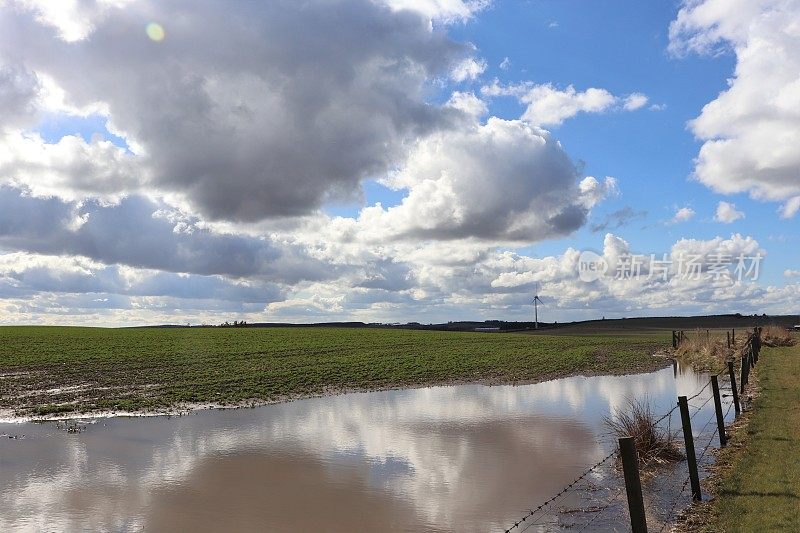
0 363 731 532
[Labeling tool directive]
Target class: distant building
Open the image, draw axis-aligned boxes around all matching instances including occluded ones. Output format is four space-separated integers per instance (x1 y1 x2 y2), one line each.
474 327 501 332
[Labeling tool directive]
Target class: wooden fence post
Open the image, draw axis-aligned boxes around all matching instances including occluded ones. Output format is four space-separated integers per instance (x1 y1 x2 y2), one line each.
741 350 749 393
619 436 648 533
672 330 678 349
678 396 701 501
727 331 731 348
711 376 727 447
728 361 741 416
753 327 760 363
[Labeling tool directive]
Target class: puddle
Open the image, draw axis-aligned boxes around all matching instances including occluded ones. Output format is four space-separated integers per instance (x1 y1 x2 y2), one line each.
0 362 733 532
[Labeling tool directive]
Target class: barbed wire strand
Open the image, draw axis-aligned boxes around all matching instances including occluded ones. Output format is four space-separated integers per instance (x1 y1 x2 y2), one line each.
658 474 691 533
655 334 757 533
575 489 626 533
501 369 740 533
658 399 735 533
502 450 618 532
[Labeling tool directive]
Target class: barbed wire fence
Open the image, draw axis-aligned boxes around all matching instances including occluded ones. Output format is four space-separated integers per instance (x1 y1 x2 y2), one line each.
502 327 763 533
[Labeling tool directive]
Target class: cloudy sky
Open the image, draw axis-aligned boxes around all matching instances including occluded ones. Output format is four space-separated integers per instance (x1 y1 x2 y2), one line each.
0 0 798 326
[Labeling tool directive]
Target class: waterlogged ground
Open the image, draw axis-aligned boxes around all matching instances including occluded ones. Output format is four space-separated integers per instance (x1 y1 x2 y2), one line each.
0 326 669 417
0 363 734 532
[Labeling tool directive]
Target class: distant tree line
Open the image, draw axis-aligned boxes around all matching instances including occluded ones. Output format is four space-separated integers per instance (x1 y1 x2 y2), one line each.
219 320 248 327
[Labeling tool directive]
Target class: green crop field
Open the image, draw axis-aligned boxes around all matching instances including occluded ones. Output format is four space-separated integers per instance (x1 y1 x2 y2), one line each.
0 326 670 417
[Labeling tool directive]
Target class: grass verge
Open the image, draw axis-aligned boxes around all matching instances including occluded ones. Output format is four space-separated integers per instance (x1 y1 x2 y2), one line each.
679 343 800 532
0 326 670 418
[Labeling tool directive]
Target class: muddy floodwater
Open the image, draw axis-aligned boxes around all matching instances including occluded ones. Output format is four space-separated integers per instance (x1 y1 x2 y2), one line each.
0 363 733 532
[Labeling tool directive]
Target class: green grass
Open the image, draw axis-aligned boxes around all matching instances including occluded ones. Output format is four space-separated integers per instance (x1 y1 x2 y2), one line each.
0 326 669 416
709 344 800 532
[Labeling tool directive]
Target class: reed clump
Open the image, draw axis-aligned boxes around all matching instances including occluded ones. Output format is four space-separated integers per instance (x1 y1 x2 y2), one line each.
605 397 684 467
675 329 729 371
761 325 797 347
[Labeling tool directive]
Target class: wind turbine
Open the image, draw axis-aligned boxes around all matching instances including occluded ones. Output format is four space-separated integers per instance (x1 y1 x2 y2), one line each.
532 285 543 329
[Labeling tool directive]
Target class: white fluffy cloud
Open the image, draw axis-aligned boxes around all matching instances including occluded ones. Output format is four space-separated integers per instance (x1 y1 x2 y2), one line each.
779 195 800 219
3 223 797 325
670 0 800 216
450 57 487 82
520 85 616 126
384 0 490 21
622 93 649 111
481 81 649 126
714 201 745 223
670 206 695 224
478 232 784 317
0 131 141 200
362 116 617 242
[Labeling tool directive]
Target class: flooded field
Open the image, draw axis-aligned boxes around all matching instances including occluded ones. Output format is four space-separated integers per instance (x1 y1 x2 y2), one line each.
0 363 733 532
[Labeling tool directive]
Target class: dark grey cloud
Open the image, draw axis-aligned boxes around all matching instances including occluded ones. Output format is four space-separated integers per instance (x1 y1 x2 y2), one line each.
0 186 331 283
0 63 39 130
2 0 470 221
356 260 415 291
0 263 278 303
590 206 647 233
9 292 271 316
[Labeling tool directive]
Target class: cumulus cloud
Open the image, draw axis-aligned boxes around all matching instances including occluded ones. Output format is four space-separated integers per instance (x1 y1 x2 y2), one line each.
670 0 800 213
452 233 789 320
670 206 695 224
445 91 488 117
363 117 617 242
779 196 800 219
0 0 615 249
480 81 649 126
1 0 476 221
383 0 490 22
0 131 141 201
518 85 616 126
450 57 487 82
714 201 744 223
3 222 798 324
622 93 649 111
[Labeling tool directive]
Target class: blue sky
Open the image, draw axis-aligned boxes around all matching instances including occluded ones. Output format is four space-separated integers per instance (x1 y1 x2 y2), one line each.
0 0 798 325
349 1 795 285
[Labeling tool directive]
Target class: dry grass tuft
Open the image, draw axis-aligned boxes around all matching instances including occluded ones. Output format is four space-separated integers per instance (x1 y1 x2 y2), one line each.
761 325 797 347
675 329 730 371
604 397 684 467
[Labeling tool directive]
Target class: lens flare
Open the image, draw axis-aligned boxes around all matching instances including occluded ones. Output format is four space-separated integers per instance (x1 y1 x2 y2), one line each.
146 22 165 42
